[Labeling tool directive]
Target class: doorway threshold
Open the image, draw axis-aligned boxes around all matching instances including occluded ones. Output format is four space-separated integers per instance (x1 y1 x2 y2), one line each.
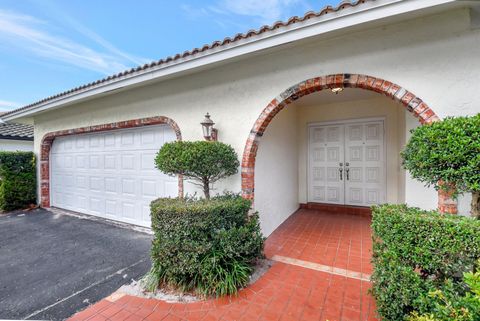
300 202 371 217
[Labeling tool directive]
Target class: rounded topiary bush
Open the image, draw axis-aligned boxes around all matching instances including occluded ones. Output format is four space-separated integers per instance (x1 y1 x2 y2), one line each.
145 194 264 297
155 141 239 199
401 114 480 217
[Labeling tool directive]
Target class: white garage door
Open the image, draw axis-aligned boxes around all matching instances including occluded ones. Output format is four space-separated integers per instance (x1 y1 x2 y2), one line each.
50 125 178 227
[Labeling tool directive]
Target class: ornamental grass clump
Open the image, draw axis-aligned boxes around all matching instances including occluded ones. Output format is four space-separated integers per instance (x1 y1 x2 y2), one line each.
401 114 480 218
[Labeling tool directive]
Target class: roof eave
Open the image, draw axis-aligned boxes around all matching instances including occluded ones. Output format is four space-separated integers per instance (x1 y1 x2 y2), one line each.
2 0 461 122
0 136 34 141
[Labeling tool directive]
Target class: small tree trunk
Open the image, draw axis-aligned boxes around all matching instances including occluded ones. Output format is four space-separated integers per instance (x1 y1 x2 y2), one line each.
471 191 480 219
203 178 210 200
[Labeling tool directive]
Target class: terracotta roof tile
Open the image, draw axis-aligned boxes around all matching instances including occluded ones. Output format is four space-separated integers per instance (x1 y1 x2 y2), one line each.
2 0 370 118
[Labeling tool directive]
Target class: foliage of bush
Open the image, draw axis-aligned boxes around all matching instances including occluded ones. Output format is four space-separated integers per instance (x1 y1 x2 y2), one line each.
145 194 264 297
408 264 480 321
155 141 239 199
371 204 480 321
0 151 36 211
401 114 480 217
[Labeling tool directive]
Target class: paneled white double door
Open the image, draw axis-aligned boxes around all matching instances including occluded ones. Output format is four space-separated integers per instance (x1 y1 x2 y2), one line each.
308 119 386 207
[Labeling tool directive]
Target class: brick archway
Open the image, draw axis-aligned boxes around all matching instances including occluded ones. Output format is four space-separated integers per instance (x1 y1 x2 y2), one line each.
40 116 183 207
241 73 455 213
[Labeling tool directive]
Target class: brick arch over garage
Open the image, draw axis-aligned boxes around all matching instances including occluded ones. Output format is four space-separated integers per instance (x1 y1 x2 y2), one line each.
241 73 455 214
40 116 183 208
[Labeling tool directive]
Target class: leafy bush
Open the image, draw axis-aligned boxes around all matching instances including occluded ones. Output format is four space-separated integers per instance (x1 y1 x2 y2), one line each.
401 114 480 217
155 141 239 199
371 204 480 321
0 151 36 211
408 263 480 321
145 194 264 297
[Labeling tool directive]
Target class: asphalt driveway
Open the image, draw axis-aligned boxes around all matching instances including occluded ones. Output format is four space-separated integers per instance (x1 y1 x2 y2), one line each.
0 209 152 320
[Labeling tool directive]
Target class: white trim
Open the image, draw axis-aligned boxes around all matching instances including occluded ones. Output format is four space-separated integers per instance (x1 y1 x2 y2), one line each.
306 116 387 206
3 0 462 121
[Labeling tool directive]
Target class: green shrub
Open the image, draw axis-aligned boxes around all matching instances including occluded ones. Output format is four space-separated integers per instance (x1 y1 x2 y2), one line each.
408 263 480 321
0 151 36 211
146 194 264 297
371 204 480 321
155 141 239 199
401 114 480 217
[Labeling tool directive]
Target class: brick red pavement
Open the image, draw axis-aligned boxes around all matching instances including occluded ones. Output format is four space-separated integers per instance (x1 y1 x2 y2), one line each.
68 209 377 321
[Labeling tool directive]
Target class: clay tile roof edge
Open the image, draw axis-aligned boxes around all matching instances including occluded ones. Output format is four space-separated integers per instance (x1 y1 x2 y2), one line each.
2 0 371 119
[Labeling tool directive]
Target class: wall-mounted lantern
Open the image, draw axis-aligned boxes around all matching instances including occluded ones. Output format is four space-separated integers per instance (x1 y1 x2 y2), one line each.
201 113 218 141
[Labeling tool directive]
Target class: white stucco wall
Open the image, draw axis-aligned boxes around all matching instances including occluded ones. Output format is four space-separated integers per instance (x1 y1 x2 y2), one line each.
255 106 298 236
0 139 33 152
25 8 480 231
457 193 473 217
403 112 472 215
404 113 438 210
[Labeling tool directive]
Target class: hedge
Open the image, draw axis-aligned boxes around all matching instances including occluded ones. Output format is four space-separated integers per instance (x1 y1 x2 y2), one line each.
0 151 36 211
144 194 264 297
371 204 480 320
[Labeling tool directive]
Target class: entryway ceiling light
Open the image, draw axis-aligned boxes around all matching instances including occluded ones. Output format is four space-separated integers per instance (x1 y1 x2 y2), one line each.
331 87 344 94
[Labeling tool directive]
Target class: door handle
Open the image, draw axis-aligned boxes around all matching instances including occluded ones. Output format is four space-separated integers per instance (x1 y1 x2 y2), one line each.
346 168 350 180
339 163 343 180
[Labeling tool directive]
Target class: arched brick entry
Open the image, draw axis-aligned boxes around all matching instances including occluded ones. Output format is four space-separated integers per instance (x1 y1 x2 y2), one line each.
40 116 183 207
241 73 456 214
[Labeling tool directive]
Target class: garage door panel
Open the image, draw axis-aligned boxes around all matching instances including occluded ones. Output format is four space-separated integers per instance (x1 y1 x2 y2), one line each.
120 154 136 171
121 201 136 219
104 177 117 194
89 135 103 149
76 155 88 168
140 152 157 171
64 193 74 207
89 176 103 192
104 155 116 170
51 125 177 227
141 179 157 197
140 130 155 145
76 175 88 190
121 178 136 196
89 197 104 215
77 195 88 211
89 155 102 170
120 131 134 146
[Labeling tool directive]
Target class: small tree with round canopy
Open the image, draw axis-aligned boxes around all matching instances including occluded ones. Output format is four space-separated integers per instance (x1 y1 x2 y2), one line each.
401 114 480 218
155 141 239 199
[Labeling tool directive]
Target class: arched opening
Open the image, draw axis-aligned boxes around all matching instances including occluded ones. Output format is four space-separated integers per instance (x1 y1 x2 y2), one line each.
40 116 183 208
241 74 451 235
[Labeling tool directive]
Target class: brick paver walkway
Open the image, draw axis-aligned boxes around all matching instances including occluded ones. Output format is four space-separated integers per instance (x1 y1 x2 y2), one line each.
69 209 377 321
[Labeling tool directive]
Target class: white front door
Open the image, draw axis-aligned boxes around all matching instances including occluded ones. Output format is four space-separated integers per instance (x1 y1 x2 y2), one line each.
308 119 386 207
50 125 178 227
